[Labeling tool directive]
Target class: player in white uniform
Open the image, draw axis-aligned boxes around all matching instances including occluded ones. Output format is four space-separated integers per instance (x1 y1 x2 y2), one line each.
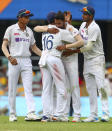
34 11 83 122
62 11 82 122
57 7 110 122
55 11 82 122
2 9 42 122
34 12 75 122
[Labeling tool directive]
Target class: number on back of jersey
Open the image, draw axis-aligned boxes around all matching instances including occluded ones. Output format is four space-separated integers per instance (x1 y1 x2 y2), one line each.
43 35 54 50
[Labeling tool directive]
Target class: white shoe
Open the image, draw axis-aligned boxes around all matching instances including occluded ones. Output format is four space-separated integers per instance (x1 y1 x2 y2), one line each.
9 114 17 122
101 113 109 122
25 112 41 121
60 117 69 122
52 116 69 122
72 117 81 122
82 116 99 122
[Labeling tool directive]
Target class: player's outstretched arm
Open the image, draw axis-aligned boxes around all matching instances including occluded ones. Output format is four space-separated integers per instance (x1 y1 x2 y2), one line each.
60 41 95 56
34 26 48 32
66 34 84 49
34 25 59 34
80 41 95 52
31 43 42 56
56 34 84 51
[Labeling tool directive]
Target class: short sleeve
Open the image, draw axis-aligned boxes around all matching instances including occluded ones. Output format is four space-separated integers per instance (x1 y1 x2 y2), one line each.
30 31 36 45
4 27 11 42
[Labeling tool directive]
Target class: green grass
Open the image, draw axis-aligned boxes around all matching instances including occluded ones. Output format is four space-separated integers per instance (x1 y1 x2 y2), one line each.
0 116 112 131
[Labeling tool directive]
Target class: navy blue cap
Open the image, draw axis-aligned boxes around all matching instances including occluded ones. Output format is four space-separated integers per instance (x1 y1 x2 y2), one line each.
47 12 56 23
17 9 33 18
81 6 95 16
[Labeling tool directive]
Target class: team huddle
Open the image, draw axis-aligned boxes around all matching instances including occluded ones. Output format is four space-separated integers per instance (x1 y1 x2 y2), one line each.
2 6 110 122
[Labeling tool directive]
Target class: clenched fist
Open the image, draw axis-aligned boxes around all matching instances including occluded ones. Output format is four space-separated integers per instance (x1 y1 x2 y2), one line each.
8 56 18 65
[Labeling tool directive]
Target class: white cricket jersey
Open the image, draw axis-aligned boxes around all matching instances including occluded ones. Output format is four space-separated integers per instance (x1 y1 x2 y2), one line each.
42 24 74 57
79 20 104 60
66 23 79 40
62 23 79 61
4 23 35 57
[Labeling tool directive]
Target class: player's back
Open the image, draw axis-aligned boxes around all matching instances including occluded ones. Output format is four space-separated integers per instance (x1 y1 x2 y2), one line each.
42 24 63 57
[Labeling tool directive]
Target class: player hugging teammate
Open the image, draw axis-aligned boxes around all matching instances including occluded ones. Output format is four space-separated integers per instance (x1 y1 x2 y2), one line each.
34 7 110 122
34 11 83 122
2 6 110 123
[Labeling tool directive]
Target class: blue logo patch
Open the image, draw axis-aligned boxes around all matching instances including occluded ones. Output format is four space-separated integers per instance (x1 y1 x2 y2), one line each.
15 38 29 42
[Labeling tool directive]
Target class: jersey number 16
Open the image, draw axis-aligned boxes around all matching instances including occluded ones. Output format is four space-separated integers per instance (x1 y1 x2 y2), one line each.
43 35 54 50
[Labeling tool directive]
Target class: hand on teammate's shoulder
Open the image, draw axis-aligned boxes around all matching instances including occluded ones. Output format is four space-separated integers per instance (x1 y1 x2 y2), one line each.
47 28 59 34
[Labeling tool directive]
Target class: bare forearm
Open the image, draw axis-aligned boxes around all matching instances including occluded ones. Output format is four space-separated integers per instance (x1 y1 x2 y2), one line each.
31 44 42 56
65 34 84 49
33 48 42 56
34 26 48 32
66 39 84 49
2 40 10 58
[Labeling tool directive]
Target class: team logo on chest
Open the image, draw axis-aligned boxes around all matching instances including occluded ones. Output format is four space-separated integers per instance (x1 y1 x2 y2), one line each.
15 37 29 42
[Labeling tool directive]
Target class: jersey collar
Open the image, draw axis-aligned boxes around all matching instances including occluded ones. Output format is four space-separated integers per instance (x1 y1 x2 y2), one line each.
87 20 95 29
15 23 28 31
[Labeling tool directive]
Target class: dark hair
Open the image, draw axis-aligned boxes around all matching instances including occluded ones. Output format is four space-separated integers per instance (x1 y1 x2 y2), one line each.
47 12 56 24
55 11 65 21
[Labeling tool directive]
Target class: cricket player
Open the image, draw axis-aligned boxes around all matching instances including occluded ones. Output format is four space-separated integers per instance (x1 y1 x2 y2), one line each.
34 11 84 122
34 11 78 122
57 6 110 122
2 9 42 122
62 11 82 122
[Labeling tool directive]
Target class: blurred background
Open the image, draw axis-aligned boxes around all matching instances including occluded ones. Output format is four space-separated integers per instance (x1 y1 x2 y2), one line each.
0 0 112 117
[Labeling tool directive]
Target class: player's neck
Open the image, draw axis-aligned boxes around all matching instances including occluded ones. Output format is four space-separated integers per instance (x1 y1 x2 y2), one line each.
18 22 26 31
86 19 93 28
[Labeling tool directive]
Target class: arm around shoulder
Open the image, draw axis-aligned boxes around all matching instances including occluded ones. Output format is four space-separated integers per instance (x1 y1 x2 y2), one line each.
66 34 84 49
33 25 48 32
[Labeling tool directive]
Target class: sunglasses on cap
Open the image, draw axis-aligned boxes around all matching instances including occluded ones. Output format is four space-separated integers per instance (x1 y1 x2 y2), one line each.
82 7 92 15
19 10 30 16
17 9 33 18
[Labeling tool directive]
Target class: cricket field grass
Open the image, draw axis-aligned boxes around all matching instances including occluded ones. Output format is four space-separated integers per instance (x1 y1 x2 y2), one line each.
0 116 112 131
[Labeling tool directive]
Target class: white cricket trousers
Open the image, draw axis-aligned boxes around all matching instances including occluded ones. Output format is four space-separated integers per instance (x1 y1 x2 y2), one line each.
40 55 67 117
62 54 81 118
84 56 109 117
8 57 35 115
